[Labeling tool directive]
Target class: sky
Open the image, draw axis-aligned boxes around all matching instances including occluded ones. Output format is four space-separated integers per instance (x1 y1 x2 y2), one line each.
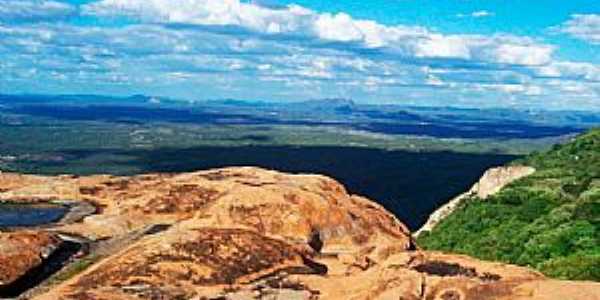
0 0 599 110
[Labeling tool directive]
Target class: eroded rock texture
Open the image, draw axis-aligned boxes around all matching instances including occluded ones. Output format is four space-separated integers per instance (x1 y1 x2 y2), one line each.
0 230 62 287
0 167 598 300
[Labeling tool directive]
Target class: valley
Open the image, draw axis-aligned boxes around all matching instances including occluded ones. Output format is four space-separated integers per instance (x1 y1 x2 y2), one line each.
1 94 585 229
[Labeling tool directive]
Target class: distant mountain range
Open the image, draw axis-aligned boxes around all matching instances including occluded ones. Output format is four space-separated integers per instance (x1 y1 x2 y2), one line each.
1 94 598 139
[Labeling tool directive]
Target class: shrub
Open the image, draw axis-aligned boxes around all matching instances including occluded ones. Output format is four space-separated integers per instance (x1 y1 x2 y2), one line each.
418 128 600 281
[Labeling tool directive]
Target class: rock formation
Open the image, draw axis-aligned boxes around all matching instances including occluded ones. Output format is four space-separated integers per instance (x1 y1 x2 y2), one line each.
473 166 536 199
0 167 598 300
415 165 535 237
0 230 63 287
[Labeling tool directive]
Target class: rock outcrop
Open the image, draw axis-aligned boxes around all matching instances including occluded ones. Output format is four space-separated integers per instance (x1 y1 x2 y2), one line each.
0 230 63 287
0 167 598 300
473 166 536 199
415 165 535 237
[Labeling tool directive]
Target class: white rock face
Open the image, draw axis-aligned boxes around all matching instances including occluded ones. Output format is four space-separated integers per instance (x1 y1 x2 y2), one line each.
474 165 536 199
415 165 535 237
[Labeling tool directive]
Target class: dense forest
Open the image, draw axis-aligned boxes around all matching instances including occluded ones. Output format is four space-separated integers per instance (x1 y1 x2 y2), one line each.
418 129 600 281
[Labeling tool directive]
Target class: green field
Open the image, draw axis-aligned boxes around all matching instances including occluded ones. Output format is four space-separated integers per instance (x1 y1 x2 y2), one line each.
0 115 563 175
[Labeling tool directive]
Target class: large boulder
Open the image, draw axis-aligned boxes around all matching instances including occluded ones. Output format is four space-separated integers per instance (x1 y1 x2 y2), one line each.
0 230 63 287
1 167 598 299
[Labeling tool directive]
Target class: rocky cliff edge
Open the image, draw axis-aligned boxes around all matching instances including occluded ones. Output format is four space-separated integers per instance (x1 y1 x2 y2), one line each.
415 165 535 237
0 167 598 300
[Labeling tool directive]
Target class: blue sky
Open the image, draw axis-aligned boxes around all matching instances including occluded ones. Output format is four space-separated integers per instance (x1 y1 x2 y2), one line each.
0 0 599 110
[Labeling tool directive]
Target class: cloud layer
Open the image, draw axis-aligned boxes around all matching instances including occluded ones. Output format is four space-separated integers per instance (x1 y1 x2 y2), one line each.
0 0 598 110
83 0 553 65
0 0 75 22
558 14 600 45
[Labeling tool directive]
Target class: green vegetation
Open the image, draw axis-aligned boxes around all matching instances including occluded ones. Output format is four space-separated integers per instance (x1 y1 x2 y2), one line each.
45 257 98 286
0 112 559 175
418 129 600 281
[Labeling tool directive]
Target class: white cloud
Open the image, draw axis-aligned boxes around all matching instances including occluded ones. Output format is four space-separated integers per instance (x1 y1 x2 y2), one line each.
413 34 471 59
457 10 494 19
0 0 75 22
535 61 600 81
472 10 493 18
556 14 600 45
491 43 554 66
0 0 597 109
83 0 553 66
83 0 314 33
425 74 446 87
500 84 543 96
314 13 365 42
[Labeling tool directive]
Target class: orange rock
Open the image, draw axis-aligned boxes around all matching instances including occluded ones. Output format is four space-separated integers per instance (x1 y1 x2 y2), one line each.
0 230 62 287
1 167 598 299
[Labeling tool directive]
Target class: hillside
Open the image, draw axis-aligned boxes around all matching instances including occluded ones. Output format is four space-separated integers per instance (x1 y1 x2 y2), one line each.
418 129 600 281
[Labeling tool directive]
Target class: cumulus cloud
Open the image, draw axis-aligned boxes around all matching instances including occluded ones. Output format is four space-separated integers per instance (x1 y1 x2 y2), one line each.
535 61 600 81
0 0 598 109
0 0 76 23
556 14 600 45
83 0 315 32
82 0 552 66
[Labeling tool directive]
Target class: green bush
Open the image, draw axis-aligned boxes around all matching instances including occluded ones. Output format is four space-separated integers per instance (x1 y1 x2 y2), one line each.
539 253 600 281
418 128 600 281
